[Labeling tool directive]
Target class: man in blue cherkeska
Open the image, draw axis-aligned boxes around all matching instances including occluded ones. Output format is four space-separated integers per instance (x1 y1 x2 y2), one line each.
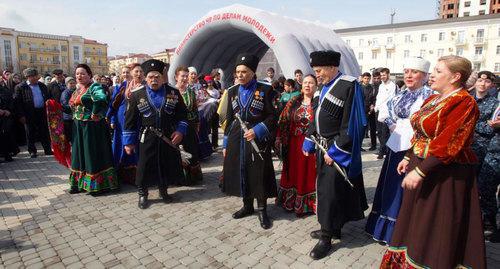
302 50 368 260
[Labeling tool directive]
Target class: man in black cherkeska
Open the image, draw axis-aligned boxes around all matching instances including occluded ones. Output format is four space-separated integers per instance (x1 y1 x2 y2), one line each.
222 53 277 229
302 50 368 260
123 59 189 209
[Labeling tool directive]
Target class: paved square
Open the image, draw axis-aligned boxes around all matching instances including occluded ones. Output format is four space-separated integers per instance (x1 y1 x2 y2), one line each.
1 143 498 268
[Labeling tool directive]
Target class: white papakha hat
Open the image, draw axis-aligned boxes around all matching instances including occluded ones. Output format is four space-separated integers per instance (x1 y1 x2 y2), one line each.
403 57 430 73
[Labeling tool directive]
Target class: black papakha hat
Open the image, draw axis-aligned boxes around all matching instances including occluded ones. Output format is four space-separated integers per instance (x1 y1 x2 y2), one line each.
309 50 341 67
141 59 165 76
478 70 497 81
235 53 259 73
52 69 63 75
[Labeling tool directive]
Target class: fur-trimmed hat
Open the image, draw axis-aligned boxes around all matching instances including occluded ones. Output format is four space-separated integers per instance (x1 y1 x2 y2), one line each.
235 53 259 73
309 50 341 67
141 59 165 76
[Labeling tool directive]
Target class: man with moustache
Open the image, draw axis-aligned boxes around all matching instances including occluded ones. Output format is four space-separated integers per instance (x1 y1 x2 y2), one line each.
123 59 188 209
222 53 277 230
302 50 368 260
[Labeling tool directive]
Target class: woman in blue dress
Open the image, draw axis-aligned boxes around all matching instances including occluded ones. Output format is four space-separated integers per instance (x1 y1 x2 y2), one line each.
106 64 142 185
365 57 433 244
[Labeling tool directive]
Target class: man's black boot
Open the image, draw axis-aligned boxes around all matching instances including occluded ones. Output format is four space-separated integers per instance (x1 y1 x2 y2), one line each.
309 236 332 260
310 229 341 240
257 209 271 229
159 186 173 203
138 187 149 209
232 198 254 219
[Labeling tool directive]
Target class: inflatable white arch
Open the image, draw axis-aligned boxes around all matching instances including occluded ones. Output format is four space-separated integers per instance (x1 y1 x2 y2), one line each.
169 4 360 85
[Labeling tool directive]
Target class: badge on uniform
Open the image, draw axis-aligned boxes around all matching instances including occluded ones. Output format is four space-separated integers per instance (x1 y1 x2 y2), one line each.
137 98 152 117
232 96 241 113
164 93 178 115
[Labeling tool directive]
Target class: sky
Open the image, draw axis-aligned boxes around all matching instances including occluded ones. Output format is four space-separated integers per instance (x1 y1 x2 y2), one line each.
0 0 438 56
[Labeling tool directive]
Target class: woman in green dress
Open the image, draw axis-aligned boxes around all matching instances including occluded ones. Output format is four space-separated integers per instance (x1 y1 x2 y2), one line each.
68 64 118 194
175 66 202 185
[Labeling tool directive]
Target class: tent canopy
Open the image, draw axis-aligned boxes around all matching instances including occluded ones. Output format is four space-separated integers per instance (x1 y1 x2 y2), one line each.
169 4 360 85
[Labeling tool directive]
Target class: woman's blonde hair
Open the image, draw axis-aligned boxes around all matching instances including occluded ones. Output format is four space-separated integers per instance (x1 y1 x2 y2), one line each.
438 55 472 87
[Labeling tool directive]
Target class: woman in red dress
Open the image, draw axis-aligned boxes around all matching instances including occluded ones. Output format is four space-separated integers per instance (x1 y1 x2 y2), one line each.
276 74 318 215
380 55 486 268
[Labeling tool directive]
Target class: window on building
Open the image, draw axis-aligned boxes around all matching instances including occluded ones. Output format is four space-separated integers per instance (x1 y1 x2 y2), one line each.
480 0 486 5
19 53 27 61
464 12 470 16
464 1 471 7
475 46 483 55
387 36 393 44
405 35 411 43
437 49 444 57
457 31 465 42
359 39 364 46
479 10 486 15
448 3 454 9
53 55 59 63
346 39 350 46
474 63 481 71
421 34 428 42
447 14 453 18
438 32 445 41
61 45 67 52
73 46 80 61
386 51 392 59
404 50 410 58
358 52 363 60
420 50 426 57
497 45 500 54
62 56 67 63
477 29 484 42
30 54 36 63
372 51 378 59
372 38 378 46
3 40 13 69
456 47 464 56
495 63 500 72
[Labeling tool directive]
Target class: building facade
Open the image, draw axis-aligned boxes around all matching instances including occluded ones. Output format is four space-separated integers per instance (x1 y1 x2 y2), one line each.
107 53 152 74
440 0 500 17
336 13 500 75
440 0 461 18
0 27 108 75
151 48 175 65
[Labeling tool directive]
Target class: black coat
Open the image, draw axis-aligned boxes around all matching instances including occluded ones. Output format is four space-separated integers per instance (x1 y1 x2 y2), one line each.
47 81 66 103
124 85 188 187
13 81 50 119
222 81 277 199
307 75 368 231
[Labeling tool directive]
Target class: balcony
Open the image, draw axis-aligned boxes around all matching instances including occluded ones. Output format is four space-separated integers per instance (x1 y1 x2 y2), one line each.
84 51 103 56
28 47 61 53
474 37 485 45
472 54 485 62
385 43 395 50
455 39 467 46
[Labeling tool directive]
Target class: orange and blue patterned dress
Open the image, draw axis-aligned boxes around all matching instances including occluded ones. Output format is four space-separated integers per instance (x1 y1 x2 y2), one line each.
380 89 486 269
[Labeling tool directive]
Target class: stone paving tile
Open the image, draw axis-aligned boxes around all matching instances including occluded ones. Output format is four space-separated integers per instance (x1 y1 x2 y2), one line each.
0 142 498 268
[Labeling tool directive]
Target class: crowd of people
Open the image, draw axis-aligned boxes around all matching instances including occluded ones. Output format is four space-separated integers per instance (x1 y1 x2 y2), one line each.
0 49 499 268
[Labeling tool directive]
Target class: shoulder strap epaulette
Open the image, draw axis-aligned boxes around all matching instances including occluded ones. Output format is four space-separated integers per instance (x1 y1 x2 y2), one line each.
339 75 357 82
